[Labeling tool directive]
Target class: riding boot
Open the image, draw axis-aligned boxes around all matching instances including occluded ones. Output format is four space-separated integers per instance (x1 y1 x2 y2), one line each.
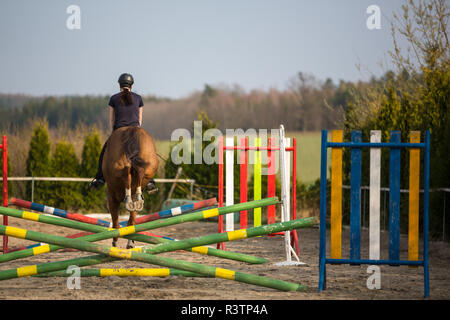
89 142 107 189
89 176 105 189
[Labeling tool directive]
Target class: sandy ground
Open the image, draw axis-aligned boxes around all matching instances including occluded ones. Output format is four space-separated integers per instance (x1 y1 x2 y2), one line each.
0 212 449 300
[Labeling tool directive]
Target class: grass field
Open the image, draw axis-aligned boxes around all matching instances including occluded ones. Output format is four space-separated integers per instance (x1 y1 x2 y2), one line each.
154 131 329 185
286 131 327 184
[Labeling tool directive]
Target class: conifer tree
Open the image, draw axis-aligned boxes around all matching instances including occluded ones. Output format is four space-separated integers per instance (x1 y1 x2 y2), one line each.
164 111 219 200
80 130 106 211
80 130 101 177
48 141 83 210
26 121 51 202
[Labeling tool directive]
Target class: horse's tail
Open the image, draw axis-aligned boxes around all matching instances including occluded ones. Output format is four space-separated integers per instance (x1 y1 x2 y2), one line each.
122 127 148 171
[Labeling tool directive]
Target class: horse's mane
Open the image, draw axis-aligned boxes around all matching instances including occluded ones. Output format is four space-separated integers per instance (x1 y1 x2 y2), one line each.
122 127 148 169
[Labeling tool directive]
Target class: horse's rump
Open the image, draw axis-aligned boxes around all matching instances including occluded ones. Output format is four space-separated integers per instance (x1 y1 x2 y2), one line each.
121 126 149 171
103 126 158 191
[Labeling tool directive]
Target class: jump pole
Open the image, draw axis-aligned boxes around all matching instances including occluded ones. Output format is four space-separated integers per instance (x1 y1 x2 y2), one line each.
9 197 217 252
217 125 301 264
134 216 317 255
9 197 217 228
0 218 313 291
318 130 430 298
0 205 315 270
0 217 317 280
8 198 111 227
0 200 272 265
35 268 207 278
274 124 303 266
4 226 265 265
5 198 279 248
36 218 318 279
119 197 217 227
1 136 7 253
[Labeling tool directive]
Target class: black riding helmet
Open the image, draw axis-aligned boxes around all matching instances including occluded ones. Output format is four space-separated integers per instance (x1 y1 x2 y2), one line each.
118 73 134 87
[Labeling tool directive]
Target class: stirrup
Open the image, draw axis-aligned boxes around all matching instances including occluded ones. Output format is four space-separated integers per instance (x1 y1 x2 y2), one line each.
89 178 105 189
146 181 158 194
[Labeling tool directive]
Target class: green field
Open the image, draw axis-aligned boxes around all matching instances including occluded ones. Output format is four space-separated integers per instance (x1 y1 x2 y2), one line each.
286 131 328 184
154 131 328 185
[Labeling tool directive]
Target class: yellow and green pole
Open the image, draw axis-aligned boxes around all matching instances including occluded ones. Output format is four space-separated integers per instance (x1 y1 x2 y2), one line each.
0 202 269 265
0 220 310 291
0 215 316 291
35 268 205 278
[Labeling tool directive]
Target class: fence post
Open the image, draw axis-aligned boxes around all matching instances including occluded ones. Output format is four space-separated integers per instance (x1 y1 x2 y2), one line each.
31 178 35 203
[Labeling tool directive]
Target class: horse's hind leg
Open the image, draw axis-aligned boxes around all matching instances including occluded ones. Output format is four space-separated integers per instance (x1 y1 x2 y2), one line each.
126 168 144 249
132 167 145 212
108 195 120 247
126 210 136 249
123 166 135 212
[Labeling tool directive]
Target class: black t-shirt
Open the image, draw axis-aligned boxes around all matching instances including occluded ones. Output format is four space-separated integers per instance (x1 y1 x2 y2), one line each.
108 91 144 130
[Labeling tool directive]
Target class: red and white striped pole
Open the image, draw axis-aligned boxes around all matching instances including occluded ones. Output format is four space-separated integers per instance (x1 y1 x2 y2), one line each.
239 137 248 229
1 135 8 254
267 137 276 225
217 135 225 250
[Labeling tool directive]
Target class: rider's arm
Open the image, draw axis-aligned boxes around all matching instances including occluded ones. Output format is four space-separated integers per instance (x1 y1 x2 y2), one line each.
139 107 143 127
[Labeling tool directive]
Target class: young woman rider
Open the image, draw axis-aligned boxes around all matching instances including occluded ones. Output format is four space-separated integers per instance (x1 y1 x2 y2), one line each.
89 73 157 193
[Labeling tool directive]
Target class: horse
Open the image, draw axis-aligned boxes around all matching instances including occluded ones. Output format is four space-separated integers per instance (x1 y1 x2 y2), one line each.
102 126 159 248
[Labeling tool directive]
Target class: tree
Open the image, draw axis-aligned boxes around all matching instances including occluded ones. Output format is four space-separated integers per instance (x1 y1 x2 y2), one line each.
164 111 221 200
26 121 51 202
48 141 84 210
80 130 102 178
343 0 449 239
79 130 106 211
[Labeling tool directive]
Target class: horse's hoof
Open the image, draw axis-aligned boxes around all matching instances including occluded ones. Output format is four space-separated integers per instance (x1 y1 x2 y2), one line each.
133 193 144 212
126 240 135 249
134 201 144 212
124 196 135 211
133 194 144 212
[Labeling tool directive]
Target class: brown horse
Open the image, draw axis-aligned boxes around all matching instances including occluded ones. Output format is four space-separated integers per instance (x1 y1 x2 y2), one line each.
102 126 159 248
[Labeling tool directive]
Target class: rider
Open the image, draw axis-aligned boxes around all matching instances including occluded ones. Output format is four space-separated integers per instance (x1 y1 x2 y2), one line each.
89 73 157 192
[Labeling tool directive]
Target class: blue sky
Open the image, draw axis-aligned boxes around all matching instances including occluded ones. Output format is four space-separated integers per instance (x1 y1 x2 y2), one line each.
0 0 406 98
